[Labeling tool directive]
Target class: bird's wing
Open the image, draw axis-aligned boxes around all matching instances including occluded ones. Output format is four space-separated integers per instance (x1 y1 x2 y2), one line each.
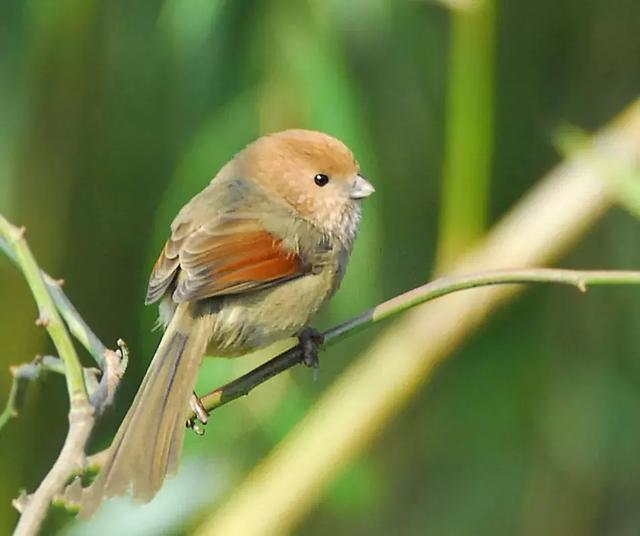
146 181 310 304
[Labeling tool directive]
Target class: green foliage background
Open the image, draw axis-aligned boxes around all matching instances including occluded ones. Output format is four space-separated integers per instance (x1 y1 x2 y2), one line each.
1 0 639 534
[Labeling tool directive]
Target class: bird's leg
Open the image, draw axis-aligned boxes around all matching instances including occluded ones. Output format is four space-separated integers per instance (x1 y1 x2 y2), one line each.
298 327 325 369
189 391 209 429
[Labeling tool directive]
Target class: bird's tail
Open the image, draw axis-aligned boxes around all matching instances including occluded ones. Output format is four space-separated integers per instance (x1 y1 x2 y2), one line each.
81 303 212 517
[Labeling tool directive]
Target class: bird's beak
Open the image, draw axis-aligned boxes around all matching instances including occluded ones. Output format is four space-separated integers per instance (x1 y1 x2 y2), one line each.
350 174 375 199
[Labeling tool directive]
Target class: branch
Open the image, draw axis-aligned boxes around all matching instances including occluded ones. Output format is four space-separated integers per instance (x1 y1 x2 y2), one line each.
187 268 640 424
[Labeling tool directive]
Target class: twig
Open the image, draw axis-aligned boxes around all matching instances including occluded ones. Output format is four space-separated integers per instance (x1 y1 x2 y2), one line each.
0 356 98 435
89 340 128 415
34 349 127 415
0 215 90 410
187 268 640 424
0 361 43 432
0 354 104 435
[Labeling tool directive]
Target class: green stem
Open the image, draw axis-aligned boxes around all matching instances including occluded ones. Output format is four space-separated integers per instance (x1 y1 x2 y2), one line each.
0 233 107 367
189 268 640 421
0 215 90 410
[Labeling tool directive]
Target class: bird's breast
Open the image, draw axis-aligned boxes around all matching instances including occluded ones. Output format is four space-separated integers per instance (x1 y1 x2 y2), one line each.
205 264 340 357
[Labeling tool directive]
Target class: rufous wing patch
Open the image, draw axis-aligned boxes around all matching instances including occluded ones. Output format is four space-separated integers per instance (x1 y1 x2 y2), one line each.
146 218 307 304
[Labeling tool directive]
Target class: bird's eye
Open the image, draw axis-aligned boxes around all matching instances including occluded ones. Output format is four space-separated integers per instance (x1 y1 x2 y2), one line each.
314 173 330 187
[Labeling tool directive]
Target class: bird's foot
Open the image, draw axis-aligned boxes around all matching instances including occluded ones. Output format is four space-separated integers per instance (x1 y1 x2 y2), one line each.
298 327 325 369
187 392 209 435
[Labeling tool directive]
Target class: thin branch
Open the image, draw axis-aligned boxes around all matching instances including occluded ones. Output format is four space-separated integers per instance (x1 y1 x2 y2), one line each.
12 413 94 523
0 215 90 410
187 268 640 424
89 340 128 415
0 355 103 434
32 348 128 415
0 361 43 433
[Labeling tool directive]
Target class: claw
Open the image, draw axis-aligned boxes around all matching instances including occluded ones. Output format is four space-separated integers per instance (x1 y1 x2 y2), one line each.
189 392 209 426
298 327 325 369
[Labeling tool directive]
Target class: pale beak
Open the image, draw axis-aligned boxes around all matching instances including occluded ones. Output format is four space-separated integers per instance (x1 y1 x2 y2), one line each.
350 174 375 199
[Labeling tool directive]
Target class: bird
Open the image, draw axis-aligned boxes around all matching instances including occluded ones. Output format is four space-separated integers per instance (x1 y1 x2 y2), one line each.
80 128 375 517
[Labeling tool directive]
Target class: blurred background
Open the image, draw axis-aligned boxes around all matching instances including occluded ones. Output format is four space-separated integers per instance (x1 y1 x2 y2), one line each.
1 0 640 534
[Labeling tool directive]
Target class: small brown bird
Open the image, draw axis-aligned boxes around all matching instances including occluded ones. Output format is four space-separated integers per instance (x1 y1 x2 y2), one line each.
81 129 374 516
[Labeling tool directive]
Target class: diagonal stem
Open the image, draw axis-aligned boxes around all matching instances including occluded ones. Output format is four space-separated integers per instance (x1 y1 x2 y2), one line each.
0 233 107 368
0 215 90 410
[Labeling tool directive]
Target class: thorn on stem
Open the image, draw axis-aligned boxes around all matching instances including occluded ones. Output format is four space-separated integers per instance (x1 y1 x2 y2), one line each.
12 490 29 513
35 316 50 327
54 278 65 287
115 338 129 373
577 279 588 292
16 226 26 239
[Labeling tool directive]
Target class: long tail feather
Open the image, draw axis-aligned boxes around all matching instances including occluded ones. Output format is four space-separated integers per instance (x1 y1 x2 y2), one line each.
81 304 212 517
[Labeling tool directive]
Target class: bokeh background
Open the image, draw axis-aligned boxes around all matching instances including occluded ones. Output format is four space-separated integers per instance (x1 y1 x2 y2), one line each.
1 0 640 534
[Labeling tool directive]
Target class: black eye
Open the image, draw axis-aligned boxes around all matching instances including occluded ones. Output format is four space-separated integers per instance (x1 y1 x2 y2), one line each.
314 173 330 187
